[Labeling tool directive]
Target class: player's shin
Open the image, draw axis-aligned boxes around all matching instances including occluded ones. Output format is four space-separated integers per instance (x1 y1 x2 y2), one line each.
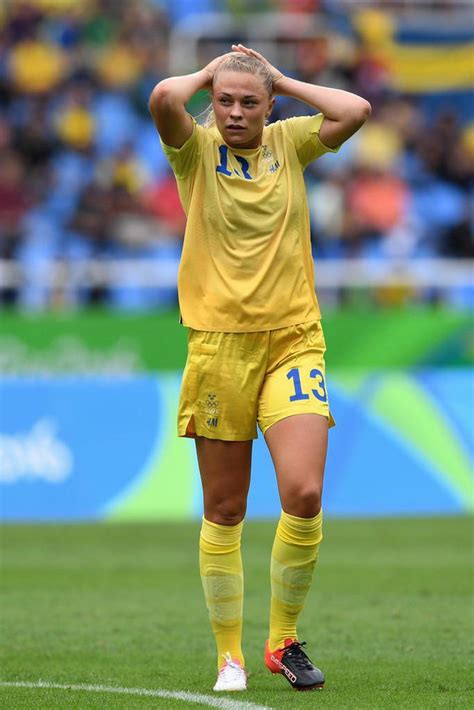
199 517 245 669
268 509 323 651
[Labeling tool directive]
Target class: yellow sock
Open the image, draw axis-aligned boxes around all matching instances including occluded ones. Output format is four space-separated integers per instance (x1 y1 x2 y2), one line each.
199 517 245 669
269 509 323 651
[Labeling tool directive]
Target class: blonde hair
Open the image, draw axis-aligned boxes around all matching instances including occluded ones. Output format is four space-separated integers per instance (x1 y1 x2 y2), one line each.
202 52 273 128
214 53 273 96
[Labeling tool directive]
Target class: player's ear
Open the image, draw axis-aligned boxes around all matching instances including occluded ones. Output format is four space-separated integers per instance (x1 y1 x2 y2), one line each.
266 97 276 118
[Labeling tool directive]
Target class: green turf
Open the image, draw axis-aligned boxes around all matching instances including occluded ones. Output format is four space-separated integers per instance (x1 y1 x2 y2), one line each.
1 517 473 709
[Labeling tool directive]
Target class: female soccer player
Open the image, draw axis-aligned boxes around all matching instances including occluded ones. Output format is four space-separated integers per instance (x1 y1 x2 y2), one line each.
149 44 370 692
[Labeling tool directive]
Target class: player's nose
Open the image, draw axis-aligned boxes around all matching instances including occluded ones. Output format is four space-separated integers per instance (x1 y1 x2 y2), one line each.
230 102 243 117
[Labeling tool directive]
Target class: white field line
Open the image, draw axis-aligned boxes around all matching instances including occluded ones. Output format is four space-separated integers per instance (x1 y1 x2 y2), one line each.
0 680 274 710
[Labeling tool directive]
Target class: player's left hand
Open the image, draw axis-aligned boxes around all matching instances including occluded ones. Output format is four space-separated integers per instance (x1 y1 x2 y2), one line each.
231 43 285 87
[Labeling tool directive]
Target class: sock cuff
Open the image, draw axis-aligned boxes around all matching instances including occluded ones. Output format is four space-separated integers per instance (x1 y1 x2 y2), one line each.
200 517 244 554
277 509 323 547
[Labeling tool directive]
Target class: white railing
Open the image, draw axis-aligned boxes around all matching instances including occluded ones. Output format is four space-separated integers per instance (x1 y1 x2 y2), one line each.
313 258 474 288
0 258 472 289
169 12 327 76
168 8 474 77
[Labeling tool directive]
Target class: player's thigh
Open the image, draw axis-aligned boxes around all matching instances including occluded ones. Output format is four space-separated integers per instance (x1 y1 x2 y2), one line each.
264 414 328 517
257 321 331 517
196 437 253 525
179 330 266 441
257 320 333 436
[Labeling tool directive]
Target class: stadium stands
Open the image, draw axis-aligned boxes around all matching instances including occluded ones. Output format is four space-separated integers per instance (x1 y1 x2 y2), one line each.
0 0 472 309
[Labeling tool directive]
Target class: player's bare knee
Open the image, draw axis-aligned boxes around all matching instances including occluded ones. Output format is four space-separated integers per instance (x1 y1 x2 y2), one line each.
204 500 247 526
285 487 322 518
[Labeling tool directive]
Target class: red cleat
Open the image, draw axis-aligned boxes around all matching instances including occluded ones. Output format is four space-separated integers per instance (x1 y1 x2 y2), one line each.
264 638 325 691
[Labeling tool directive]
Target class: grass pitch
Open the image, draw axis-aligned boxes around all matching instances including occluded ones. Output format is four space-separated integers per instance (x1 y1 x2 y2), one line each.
1 517 473 709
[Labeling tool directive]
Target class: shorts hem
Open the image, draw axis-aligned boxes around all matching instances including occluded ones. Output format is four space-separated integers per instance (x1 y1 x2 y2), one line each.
181 316 321 334
259 410 335 436
178 418 257 441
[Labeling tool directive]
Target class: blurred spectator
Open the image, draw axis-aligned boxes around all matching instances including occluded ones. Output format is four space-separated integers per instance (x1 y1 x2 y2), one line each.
13 98 57 171
9 37 67 95
54 85 96 152
0 149 31 304
143 169 187 236
348 167 409 238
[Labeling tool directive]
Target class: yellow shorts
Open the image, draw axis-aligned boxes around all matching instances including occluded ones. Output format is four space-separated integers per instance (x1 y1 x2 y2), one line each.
178 320 334 441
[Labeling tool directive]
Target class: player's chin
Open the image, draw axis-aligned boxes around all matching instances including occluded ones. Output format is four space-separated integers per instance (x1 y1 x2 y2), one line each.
224 128 259 149
224 128 248 145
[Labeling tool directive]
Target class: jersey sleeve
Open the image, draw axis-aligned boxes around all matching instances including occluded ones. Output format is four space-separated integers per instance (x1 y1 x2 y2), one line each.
282 114 340 169
160 119 203 178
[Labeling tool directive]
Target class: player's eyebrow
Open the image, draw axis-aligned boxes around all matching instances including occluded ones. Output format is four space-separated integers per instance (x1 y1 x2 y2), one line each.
218 91 259 99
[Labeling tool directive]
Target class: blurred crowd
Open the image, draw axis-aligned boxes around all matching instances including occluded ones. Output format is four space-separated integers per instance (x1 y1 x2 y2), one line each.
0 0 472 310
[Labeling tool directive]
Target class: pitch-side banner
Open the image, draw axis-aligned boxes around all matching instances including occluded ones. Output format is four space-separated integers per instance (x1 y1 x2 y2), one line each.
1 309 472 374
0 371 472 521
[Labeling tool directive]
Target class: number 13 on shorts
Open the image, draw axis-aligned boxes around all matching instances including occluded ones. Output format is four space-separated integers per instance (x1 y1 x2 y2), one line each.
287 367 327 402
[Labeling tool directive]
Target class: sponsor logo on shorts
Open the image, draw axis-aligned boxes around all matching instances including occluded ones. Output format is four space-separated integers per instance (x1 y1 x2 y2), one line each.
205 393 219 428
270 654 297 684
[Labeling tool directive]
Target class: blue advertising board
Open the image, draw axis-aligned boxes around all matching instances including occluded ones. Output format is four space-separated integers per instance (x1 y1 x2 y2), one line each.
0 371 472 521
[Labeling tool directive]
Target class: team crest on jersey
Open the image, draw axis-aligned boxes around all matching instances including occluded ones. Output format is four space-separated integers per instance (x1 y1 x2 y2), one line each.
205 393 219 428
261 145 280 174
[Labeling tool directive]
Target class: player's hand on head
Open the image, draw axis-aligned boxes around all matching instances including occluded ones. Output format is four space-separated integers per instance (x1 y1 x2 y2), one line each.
203 52 240 87
231 44 284 86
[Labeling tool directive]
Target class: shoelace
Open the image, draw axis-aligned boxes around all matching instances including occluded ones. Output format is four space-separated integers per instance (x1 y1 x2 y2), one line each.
280 641 314 671
218 652 244 680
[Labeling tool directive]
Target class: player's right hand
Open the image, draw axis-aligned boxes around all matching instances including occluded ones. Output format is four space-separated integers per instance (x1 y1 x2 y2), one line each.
202 52 241 88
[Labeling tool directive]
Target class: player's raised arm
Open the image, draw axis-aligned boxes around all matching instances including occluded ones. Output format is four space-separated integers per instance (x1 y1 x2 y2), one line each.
149 53 236 148
232 44 371 149
148 72 207 148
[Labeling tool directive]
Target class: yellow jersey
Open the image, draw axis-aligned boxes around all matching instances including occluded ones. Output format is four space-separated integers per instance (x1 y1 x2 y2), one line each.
161 113 337 332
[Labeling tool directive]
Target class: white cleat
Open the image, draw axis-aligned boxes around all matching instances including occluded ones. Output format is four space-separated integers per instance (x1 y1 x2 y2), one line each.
213 652 247 692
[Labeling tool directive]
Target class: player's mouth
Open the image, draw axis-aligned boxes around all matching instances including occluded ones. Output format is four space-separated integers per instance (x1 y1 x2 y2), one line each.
227 124 246 131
